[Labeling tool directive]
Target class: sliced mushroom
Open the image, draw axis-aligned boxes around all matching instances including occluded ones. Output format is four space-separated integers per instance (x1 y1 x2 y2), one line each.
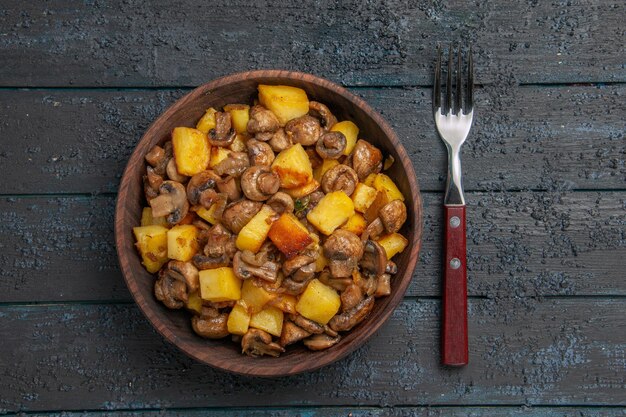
221 199 263 234
316 131 346 159
149 180 189 225
355 270 378 297
303 333 341 351
290 314 325 334
145 145 166 167
186 170 221 205
247 105 280 134
279 321 311 347
213 151 250 177
351 139 383 181
309 101 338 130
143 166 163 201
267 192 294 214
281 277 309 295
241 166 280 201
323 230 364 278
363 217 384 241
285 115 322 146
233 251 279 282
247 139 275 166
168 260 199 293
203 300 237 310
375 273 391 297
192 310 229 339
360 240 387 277
282 254 316 282
379 200 407 233
321 164 359 196
216 175 241 201
166 159 188 183
329 296 375 332
268 128 292 152
208 111 236 147
241 329 285 357
193 224 236 270
341 283 363 312
154 266 188 309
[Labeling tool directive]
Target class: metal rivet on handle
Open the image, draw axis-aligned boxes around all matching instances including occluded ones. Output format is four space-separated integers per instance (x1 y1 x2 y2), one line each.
450 216 461 228
450 258 461 269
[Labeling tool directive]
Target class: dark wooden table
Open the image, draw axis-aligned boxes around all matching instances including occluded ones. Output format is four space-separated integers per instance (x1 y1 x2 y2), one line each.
1 1 625 416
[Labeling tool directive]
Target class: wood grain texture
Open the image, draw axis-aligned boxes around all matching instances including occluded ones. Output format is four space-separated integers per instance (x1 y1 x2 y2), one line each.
10 407 626 417
1 190 624 303
0 0 624 87
1 84 623 194
0 298 623 412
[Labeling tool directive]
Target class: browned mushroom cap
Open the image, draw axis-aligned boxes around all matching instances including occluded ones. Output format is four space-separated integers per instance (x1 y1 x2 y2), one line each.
281 277 309 295
279 321 311 347
247 105 280 134
351 139 383 181
282 254 316 282
143 166 163 201
379 200 407 233
267 191 294 214
149 180 189 225
323 230 364 278
221 199 263 234
247 139 275 166
329 296 375 332
145 145 166 167
360 240 387 277
154 266 188 309
208 111 236 146
167 260 199 293
166 159 188 183
289 314 324 334
321 164 359 196
285 115 322 146
316 131 346 159
186 170 221 205
341 283 363 312
192 309 229 339
363 217 384 241
268 128 292 152
216 176 241 201
241 166 280 201
241 329 285 357
233 250 279 282
303 333 341 351
375 273 391 297
308 101 338 130
213 151 250 177
193 224 236 270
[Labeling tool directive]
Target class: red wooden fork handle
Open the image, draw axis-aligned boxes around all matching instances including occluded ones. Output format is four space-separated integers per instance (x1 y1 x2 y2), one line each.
442 205 468 366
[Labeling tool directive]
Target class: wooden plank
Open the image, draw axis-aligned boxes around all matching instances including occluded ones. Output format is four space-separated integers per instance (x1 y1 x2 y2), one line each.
0 298 623 412
1 191 624 303
1 85 624 194
9 407 626 417
0 0 624 87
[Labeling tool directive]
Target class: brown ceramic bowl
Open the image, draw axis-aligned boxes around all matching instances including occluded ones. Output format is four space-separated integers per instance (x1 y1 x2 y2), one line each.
115 70 423 376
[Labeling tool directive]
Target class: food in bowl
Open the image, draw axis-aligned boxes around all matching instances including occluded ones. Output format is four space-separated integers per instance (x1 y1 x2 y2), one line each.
132 84 409 357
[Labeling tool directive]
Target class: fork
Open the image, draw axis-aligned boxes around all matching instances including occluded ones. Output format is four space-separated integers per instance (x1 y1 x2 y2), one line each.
433 44 474 366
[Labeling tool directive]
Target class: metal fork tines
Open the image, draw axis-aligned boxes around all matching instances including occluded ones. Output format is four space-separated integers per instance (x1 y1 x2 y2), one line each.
433 44 474 205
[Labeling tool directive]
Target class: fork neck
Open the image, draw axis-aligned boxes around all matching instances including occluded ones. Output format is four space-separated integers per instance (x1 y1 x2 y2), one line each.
444 143 465 206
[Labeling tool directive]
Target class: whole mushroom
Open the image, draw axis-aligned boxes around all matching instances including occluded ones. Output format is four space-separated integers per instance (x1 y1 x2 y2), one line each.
247 105 280 134
208 111 236 147
191 307 229 339
268 128 292 152
241 166 280 201
247 139 275 166
232 250 280 282
267 192 294 214
213 151 250 177
154 265 188 309
321 164 359 196
149 180 189 225
316 131 346 159
351 139 383 181
309 101 338 130
379 200 407 233
242 329 285 357
166 159 188 183
323 230 364 278
285 115 322 146
186 170 221 206
221 199 263 234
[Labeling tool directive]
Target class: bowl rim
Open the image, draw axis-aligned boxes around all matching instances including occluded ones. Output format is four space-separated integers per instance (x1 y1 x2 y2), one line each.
115 69 423 376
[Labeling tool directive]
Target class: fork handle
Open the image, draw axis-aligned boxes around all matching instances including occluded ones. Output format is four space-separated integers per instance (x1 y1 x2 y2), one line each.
442 204 468 366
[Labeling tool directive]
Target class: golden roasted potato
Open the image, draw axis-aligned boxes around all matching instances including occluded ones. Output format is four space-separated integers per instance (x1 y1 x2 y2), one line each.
185 291 203 314
133 225 169 273
267 294 298 314
377 233 409 259
140 207 168 227
196 107 217 134
313 158 340 182
172 127 211 176
209 146 232 168
229 133 249 152
167 224 199 261
351 182 378 213
268 212 313 258
241 279 275 314
373 173 405 202
330 120 359 155
282 178 320 199
271 143 313 189
249 306 284 337
199 267 242 302
223 104 250 134
341 212 367 235
235 205 278 253
258 84 309 126
227 302 251 335
296 279 341 325
306 190 355 235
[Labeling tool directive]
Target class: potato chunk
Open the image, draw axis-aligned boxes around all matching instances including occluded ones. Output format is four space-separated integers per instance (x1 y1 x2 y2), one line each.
167 224 199 261
185 291 203 314
306 191 355 235
235 205 278 253
282 179 320 199
249 306 284 337
209 146 232 168
133 225 168 273
377 233 409 259
258 84 309 126
224 104 250 134
267 294 298 314
196 107 217 134
330 120 359 155
268 212 313 258
194 204 220 225
341 212 367 236
373 173 405 202
199 267 242 302
241 279 275 314
351 182 378 213
140 207 168 227
172 127 211 176
227 302 251 335
296 279 341 325
271 143 313 189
